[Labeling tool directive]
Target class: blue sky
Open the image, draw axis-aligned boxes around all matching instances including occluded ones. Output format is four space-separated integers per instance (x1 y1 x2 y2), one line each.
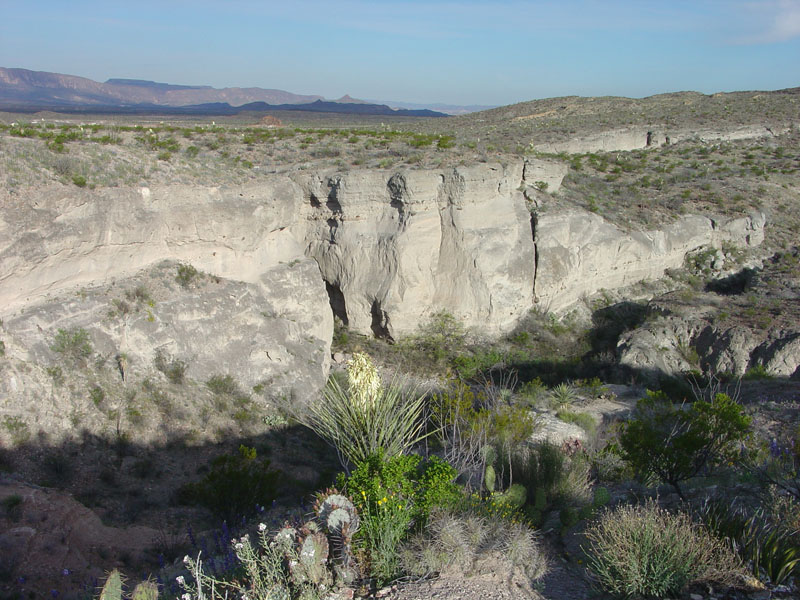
1 1 798 106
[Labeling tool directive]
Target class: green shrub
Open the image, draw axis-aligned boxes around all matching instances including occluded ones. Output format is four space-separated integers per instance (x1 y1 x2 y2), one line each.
584 499 744 598
337 451 459 584
154 349 187 384
556 409 597 434
175 263 199 288
549 382 578 407
1 494 23 520
71 174 87 187
620 391 750 498
340 451 459 526
51 327 93 363
699 498 800 585
179 445 281 521
743 364 772 380
206 374 239 396
302 353 428 467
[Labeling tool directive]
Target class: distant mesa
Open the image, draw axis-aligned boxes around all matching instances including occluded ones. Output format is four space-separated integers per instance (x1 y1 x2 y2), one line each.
0 67 448 117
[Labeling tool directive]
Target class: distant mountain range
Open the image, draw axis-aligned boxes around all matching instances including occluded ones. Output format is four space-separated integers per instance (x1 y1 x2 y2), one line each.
0 67 452 117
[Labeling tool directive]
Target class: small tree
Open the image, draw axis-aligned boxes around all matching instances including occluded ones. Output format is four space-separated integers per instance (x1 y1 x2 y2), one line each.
620 391 750 499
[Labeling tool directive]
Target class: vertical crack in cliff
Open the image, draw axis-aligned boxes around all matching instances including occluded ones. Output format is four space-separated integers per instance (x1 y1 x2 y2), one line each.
325 281 348 326
530 210 539 302
370 299 392 341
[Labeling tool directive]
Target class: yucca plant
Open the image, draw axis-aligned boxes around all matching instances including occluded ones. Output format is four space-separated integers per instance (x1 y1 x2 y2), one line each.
303 353 429 468
549 382 578 408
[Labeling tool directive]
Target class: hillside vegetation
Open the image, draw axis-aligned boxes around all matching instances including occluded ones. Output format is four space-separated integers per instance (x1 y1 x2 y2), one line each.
0 90 799 600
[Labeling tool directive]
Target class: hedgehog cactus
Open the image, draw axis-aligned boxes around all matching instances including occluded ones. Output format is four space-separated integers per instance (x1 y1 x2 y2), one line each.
314 489 361 585
289 529 331 588
315 491 360 535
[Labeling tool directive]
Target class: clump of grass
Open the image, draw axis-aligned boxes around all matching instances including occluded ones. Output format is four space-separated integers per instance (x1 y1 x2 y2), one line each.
206 374 239 396
401 508 547 581
176 263 200 288
583 499 744 598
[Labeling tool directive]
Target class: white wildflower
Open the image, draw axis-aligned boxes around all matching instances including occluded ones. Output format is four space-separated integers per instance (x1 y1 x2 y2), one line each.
182 594 191 600
176 575 186 586
258 522 267 532
183 555 191 565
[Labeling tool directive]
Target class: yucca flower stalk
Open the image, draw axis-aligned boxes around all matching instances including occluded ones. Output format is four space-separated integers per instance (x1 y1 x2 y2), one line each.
305 353 429 469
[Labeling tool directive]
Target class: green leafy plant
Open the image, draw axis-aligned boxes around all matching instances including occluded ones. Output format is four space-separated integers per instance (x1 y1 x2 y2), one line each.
549 382 578 407
51 327 93 364
583 499 744 598
302 353 428 468
619 391 751 498
154 349 187 384
699 499 800 585
176 263 200 288
178 445 281 521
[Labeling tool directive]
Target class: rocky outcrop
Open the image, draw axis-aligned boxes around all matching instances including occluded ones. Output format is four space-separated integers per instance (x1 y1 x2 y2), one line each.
619 319 800 381
299 164 536 338
534 125 789 154
534 210 765 312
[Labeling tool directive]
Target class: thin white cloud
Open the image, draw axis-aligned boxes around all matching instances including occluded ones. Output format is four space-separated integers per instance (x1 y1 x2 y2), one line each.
737 0 800 43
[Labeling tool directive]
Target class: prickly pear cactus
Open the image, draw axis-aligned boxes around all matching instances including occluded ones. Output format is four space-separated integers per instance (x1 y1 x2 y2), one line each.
130 580 159 600
98 570 123 600
484 464 496 493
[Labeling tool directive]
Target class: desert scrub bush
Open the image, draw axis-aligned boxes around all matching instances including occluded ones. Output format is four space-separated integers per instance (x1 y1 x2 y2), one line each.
431 380 536 486
51 327 93 364
401 508 547 582
154 348 187 384
175 263 200 288
1 416 30 445
301 353 428 468
336 452 459 585
620 391 750 499
177 445 281 521
556 408 597 435
584 499 744 598
501 440 593 527
339 451 459 527
205 373 239 396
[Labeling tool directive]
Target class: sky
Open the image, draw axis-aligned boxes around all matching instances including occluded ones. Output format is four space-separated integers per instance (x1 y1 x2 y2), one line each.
1 0 799 106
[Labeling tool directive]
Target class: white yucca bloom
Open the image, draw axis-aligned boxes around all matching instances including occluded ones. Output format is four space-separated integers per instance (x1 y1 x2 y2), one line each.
347 352 381 411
